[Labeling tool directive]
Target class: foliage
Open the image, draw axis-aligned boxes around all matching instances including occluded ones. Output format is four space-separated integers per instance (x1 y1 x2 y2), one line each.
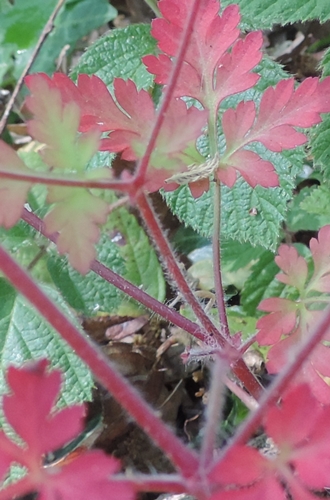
1 0 330 498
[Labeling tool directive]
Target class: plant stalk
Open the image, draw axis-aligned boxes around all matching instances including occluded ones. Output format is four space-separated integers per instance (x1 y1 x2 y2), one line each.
216 303 330 467
0 244 200 478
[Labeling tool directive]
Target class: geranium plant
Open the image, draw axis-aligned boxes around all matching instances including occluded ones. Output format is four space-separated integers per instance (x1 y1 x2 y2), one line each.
1 0 330 498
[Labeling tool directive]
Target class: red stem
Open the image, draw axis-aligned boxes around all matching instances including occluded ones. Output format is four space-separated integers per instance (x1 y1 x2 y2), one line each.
0 169 131 191
213 304 330 470
0 243 200 478
22 209 207 342
134 0 203 183
135 192 263 400
135 191 223 342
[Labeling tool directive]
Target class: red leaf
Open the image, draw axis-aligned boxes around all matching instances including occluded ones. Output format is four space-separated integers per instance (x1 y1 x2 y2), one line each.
275 244 308 291
219 77 330 188
256 298 298 345
143 1 262 111
0 360 135 500
3 360 84 460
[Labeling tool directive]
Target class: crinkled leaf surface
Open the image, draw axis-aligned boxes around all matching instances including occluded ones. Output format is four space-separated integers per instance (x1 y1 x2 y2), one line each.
0 278 92 406
71 24 157 90
221 0 330 29
47 234 124 315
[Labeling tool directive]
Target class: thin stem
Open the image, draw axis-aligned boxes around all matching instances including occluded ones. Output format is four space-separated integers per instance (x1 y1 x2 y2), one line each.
207 113 230 338
134 0 203 182
143 0 161 17
199 354 227 470
22 208 264 400
212 179 230 338
0 168 132 192
215 303 330 468
136 191 224 343
21 209 207 342
0 244 200 478
0 0 65 135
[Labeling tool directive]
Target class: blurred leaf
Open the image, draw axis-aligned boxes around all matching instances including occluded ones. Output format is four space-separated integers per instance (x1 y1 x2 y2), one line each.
0 278 93 406
286 186 330 232
221 0 330 30
31 0 117 75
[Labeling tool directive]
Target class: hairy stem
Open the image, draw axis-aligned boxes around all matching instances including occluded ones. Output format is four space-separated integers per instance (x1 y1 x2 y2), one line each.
208 114 230 338
22 208 263 399
199 354 227 470
136 191 224 343
212 179 230 338
0 244 200 478
21 209 207 342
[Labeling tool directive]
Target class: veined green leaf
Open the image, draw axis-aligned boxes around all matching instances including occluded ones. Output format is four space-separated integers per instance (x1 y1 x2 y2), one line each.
71 24 157 90
0 278 93 406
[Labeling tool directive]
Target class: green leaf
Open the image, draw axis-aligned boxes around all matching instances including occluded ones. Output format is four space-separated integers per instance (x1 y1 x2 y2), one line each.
164 178 288 251
47 234 124 315
0 0 56 49
299 184 330 223
107 206 166 304
0 278 93 406
71 24 157 89
240 250 283 316
221 0 330 30
31 0 117 75
311 47 330 177
286 186 330 231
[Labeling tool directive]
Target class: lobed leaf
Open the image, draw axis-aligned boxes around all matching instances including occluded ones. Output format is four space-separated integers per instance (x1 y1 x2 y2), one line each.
0 361 134 499
25 73 101 172
218 78 330 188
44 187 109 274
143 0 263 114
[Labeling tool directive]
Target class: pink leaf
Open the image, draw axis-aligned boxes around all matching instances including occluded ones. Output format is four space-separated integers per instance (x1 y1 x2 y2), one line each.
219 77 330 188
143 1 262 111
0 360 135 500
275 244 308 291
256 298 298 345
309 225 330 292
0 141 32 228
39 451 134 500
264 384 330 491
